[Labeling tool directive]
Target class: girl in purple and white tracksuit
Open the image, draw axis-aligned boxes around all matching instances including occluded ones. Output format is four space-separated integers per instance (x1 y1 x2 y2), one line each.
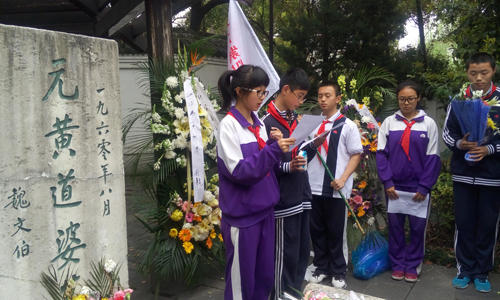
216 65 295 300
376 81 441 282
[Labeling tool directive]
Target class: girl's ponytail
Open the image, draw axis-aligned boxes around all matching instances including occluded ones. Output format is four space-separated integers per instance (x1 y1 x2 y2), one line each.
217 65 270 113
218 70 235 112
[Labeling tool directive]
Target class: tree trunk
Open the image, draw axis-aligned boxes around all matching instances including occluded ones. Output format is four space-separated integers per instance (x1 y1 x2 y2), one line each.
416 0 427 71
145 0 174 63
190 0 204 32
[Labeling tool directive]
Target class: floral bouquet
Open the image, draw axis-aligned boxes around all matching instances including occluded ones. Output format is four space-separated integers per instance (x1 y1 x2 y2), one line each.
337 71 396 248
123 44 225 286
450 83 500 162
41 258 132 300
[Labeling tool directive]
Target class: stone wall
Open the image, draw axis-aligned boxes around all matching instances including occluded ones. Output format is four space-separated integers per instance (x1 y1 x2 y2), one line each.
0 24 128 297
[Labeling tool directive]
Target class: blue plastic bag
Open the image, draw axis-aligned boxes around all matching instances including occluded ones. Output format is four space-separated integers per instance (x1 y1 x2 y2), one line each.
352 231 391 280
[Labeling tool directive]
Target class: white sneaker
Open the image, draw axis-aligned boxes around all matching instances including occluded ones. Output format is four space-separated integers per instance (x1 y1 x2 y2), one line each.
309 272 327 283
332 277 347 289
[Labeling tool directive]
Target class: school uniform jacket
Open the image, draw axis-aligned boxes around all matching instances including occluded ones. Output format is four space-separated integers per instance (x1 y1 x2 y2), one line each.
306 111 363 198
217 107 283 228
376 110 441 195
261 103 318 218
443 84 500 186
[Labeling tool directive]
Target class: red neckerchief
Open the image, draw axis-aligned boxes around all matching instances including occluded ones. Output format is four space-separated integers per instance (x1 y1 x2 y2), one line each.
399 119 417 161
227 111 266 150
465 84 497 100
266 100 298 136
317 114 344 162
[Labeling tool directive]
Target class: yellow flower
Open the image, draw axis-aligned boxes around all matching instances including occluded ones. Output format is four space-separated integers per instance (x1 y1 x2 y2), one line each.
171 209 183 222
183 241 194 254
206 237 213 249
72 296 86 300
357 206 365 217
173 116 190 138
218 233 224 242
369 141 377 152
361 138 370 146
169 228 178 238
358 181 367 189
362 96 370 108
210 229 216 239
358 104 364 109
372 134 377 139
487 117 497 130
179 229 192 242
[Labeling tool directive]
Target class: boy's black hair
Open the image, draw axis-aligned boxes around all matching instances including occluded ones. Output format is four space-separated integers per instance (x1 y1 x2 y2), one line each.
466 52 497 70
279 68 311 92
318 80 341 97
396 81 421 98
218 65 270 112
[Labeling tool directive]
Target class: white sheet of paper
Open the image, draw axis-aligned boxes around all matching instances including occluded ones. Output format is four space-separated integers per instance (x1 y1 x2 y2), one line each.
386 190 430 218
289 114 325 150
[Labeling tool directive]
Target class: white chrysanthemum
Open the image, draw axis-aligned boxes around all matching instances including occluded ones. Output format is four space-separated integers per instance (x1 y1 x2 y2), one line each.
175 137 188 150
166 76 178 89
165 150 176 159
174 107 185 120
104 258 117 273
182 223 192 230
180 91 185 99
352 172 358 180
367 217 376 226
361 116 371 124
213 186 219 197
152 112 161 123
174 94 183 103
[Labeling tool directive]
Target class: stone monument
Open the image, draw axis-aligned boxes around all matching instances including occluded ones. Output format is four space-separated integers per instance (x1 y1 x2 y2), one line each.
0 24 128 298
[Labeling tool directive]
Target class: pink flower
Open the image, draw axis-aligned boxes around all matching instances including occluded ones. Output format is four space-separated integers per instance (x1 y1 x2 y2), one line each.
352 195 363 204
363 201 371 210
124 288 134 294
181 201 189 212
185 212 194 223
367 122 375 130
114 291 126 300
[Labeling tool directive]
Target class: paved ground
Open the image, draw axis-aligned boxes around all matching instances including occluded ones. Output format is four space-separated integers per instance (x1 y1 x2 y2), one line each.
125 178 500 300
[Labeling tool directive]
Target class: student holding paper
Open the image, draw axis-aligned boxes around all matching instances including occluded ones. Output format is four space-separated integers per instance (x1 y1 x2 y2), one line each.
261 68 325 299
376 81 441 283
217 65 296 300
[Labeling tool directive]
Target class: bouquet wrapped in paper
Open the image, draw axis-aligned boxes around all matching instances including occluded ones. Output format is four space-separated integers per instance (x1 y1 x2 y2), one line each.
450 85 499 162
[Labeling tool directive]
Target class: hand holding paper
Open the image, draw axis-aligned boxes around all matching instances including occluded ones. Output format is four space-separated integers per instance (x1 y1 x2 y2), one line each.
288 114 325 150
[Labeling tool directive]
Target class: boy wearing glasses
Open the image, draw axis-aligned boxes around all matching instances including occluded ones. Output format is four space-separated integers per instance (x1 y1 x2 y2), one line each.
443 52 500 293
261 68 322 299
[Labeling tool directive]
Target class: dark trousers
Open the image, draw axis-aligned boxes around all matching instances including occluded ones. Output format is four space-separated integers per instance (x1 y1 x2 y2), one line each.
310 195 348 277
453 182 500 279
272 210 310 300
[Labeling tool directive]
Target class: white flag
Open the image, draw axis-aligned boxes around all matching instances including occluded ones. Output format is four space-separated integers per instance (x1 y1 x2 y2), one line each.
228 0 280 109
